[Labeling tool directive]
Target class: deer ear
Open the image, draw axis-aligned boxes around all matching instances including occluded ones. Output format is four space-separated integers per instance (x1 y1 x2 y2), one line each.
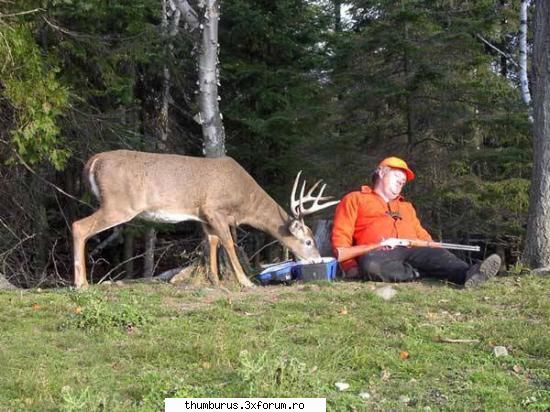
288 219 307 239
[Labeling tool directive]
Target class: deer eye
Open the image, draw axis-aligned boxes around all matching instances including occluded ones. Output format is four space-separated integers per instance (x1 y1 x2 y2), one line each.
305 239 313 246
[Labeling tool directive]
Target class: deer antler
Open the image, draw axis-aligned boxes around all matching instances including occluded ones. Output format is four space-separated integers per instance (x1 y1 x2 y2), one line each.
290 171 340 219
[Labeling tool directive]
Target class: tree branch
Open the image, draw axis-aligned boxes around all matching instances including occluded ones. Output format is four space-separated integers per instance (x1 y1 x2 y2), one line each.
475 34 519 68
172 0 199 32
0 138 92 208
0 8 43 19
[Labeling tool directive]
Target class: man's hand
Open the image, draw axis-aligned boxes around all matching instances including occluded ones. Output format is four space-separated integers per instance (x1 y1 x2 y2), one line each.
379 238 410 249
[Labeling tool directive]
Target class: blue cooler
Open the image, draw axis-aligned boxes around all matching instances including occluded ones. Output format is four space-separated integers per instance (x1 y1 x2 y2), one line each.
294 257 337 282
255 261 297 285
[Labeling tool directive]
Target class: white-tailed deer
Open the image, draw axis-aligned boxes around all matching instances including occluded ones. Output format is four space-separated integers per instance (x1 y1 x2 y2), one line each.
72 150 339 288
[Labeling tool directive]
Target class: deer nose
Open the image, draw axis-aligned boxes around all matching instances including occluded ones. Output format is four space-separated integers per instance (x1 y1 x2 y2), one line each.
298 250 321 260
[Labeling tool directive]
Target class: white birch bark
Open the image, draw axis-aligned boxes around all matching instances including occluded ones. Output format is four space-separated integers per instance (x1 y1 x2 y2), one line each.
197 0 225 158
174 0 225 158
173 0 199 31
519 0 533 120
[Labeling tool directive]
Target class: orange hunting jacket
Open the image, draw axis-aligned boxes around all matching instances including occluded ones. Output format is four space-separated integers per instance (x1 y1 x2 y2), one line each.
331 185 432 271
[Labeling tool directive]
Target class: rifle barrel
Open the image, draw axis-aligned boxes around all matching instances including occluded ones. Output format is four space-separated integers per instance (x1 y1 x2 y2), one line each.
437 242 480 252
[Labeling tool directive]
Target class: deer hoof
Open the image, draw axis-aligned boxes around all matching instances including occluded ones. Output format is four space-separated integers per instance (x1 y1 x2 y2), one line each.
74 281 90 290
241 280 256 289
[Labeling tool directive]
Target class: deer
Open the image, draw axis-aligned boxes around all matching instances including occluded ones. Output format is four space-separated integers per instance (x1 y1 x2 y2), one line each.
72 150 339 288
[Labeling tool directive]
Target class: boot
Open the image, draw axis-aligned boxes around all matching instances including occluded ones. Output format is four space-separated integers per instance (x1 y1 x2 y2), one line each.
464 254 501 289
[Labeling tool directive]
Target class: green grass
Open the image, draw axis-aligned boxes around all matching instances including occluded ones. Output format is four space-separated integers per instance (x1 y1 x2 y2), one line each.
0 275 548 411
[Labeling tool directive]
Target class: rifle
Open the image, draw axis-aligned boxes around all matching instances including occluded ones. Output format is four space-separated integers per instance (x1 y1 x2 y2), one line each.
335 238 480 263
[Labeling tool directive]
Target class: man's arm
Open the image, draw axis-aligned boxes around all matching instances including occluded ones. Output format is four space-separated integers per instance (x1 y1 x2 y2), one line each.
331 193 359 272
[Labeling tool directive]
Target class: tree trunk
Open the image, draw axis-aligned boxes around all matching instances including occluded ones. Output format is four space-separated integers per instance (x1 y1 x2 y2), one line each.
519 0 533 116
333 0 342 32
143 226 156 277
159 0 170 149
123 229 135 278
523 0 550 268
174 0 225 157
0 274 16 290
313 219 333 257
198 0 225 158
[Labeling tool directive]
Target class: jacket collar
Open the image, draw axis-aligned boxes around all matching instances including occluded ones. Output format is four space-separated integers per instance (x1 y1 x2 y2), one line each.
360 185 404 201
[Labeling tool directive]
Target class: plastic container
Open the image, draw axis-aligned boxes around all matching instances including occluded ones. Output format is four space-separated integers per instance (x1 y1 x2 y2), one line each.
255 261 297 285
294 257 337 282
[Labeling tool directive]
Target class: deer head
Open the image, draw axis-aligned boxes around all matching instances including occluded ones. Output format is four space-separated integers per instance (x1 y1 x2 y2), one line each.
282 171 340 261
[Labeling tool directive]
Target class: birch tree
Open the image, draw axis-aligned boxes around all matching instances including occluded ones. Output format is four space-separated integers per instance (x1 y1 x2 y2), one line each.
172 0 225 157
519 0 533 120
524 0 550 268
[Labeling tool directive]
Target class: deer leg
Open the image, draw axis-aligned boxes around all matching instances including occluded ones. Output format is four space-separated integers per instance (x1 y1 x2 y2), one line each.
206 231 221 286
221 235 254 287
72 208 136 289
203 212 254 288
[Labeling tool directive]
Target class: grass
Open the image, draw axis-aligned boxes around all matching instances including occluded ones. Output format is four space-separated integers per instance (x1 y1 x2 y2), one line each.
0 274 548 411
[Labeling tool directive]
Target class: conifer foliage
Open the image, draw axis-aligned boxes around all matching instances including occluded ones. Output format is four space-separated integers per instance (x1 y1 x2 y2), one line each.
0 0 541 285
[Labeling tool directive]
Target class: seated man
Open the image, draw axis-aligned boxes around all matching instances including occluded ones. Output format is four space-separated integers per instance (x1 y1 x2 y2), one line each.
331 156 500 288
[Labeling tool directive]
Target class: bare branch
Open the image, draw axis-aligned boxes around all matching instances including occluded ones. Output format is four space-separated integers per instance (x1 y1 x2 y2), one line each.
475 34 519 68
0 8 43 19
0 138 92 208
172 0 199 31
167 0 182 36
435 336 480 344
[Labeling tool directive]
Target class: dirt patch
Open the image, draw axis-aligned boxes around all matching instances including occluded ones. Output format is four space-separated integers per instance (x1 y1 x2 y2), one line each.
163 280 374 313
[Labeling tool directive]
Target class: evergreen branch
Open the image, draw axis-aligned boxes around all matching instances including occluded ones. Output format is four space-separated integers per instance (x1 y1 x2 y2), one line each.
42 17 146 43
411 137 455 149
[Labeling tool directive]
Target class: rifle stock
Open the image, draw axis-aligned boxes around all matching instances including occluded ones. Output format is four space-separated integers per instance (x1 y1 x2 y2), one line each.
336 239 480 263
336 244 381 263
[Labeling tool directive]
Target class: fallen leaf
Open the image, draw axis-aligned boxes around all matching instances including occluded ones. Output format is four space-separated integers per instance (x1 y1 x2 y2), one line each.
399 351 410 360
31 303 41 310
74 306 82 314
512 364 522 373
340 307 348 315
426 312 438 320
335 382 350 391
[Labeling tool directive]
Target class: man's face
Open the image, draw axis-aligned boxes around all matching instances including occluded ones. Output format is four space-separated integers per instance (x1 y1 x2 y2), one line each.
379 167 407 200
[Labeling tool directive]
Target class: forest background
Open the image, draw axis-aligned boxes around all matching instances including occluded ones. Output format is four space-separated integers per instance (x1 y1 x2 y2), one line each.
0 0 541 288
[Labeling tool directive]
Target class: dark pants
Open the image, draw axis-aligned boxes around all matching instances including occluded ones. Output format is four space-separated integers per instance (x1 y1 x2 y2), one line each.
358 247 469 284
